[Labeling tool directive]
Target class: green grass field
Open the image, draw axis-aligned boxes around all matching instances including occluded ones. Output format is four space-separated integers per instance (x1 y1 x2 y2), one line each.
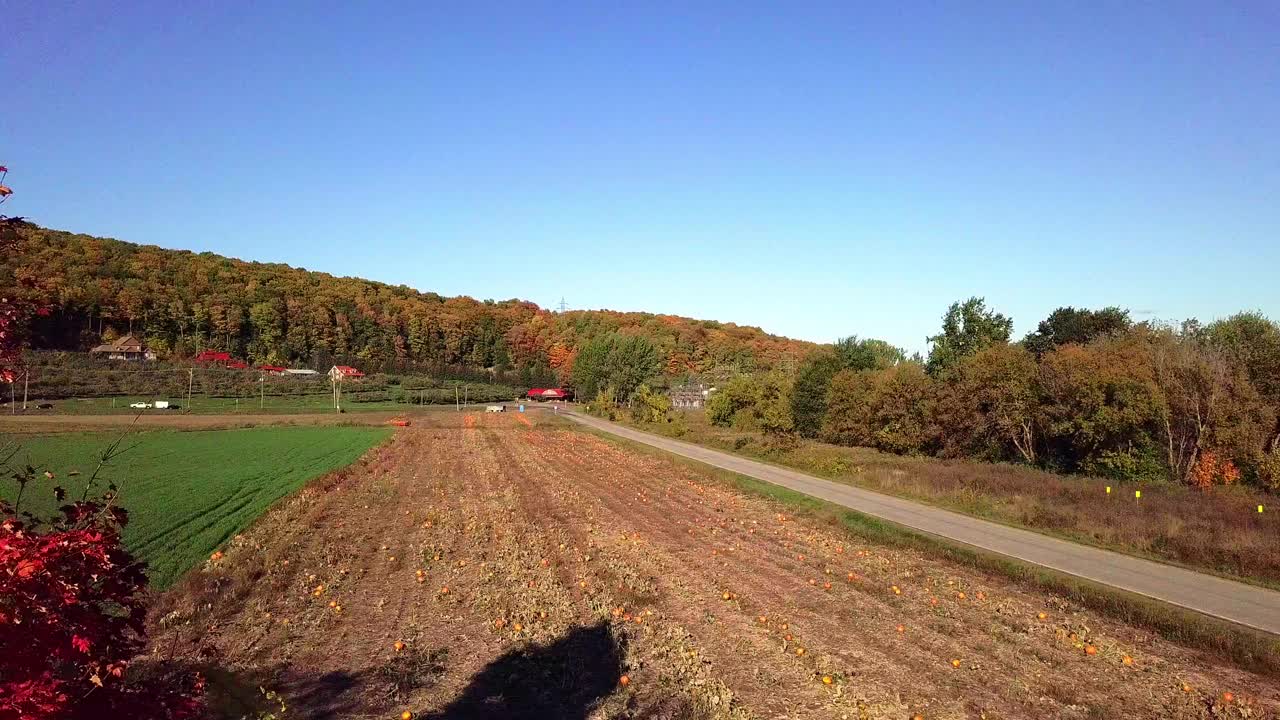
1 426 391 588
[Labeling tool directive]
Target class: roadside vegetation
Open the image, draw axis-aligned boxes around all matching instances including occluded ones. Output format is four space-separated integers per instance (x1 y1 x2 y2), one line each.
616 409 1280 588
595 302 1280 588
1 425 390 587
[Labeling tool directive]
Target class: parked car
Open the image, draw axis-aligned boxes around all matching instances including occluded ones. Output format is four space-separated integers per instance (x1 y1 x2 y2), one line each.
129 402 151 409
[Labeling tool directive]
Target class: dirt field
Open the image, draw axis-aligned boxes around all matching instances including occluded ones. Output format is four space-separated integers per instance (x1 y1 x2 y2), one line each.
150 412 1278 719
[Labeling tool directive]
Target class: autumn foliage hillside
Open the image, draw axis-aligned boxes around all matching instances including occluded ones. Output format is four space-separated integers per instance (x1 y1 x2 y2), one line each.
2 225 814 381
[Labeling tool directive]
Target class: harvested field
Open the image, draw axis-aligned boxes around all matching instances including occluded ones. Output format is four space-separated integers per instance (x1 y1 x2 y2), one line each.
151 412 1279 719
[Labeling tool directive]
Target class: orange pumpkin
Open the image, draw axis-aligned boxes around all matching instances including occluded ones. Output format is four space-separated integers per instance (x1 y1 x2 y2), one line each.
394 641 405 652
619 674 631 686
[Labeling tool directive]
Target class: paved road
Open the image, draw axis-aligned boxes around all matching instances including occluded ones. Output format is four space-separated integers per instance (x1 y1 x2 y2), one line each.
562 410 1280 635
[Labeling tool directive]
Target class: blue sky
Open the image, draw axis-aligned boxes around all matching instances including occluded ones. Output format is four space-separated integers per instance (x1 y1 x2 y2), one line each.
3 2 1277 353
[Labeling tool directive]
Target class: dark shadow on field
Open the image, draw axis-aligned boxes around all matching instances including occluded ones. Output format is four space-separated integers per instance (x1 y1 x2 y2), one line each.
189 620 626 720
420 620 624 720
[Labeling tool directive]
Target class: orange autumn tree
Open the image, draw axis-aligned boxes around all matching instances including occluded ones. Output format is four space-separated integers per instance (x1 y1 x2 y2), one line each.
1190 450 1241 490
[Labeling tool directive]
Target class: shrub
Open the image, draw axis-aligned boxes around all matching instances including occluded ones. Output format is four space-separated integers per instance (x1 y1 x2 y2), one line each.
1190 450 1241 490
0 447 203 720
1258 444 1280 492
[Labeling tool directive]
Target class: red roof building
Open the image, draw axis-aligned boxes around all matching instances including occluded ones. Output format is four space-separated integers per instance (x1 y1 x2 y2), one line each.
193 350 232 364
328 365 366 380
225 360 249 370
527 387 573 401
258 365 288 375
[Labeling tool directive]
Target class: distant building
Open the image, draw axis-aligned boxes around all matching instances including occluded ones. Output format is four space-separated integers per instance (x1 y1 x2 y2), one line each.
284 368 320 377
193 350 232 365
329 365 366 381
526 388 573 402
258 365 288 375
669 382 711 409
90 335 155 361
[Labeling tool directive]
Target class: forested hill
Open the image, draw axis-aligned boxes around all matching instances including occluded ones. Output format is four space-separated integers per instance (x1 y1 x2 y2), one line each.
3 225 815 381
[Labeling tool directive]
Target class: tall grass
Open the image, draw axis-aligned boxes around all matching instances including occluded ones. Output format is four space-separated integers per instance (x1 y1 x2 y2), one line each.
655 410 1280 589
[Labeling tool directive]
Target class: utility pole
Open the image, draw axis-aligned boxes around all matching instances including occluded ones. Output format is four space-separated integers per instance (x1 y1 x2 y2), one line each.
455 384 459 411
9 382 13 414
22 369 28 411
187 368 194 412
464 384 468 408
259 375 264 410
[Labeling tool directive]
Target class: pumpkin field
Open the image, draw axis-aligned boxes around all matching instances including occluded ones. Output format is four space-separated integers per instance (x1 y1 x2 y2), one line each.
149 412 1278 719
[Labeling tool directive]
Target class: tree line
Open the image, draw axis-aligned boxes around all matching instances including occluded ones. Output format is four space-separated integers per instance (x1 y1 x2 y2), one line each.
709 299 1280 491
3 225 814 384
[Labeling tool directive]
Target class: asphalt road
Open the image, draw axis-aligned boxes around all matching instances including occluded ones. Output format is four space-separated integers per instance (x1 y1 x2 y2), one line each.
562 410 1280 636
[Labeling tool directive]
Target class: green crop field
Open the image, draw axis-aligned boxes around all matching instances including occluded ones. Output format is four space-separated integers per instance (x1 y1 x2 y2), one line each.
1 426 392 588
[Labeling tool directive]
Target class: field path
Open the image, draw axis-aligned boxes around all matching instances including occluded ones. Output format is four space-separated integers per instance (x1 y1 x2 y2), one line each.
563 409 1280 637
151 413 1277 719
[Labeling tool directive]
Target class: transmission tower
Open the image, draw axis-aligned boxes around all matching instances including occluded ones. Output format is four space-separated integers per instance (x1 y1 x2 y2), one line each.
557 297 568 313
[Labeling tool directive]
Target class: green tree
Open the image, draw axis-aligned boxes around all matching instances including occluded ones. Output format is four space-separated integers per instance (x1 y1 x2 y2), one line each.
835 336 905 370
822 364 930 454
791 350 845 437
1204 312 1280 426
931 344 1039 463
925 297 1013 376
708 372 793 436
1036 333 1166 479
570 333 661 403
1023 306 1131 356
821 369 876 447
630 384 669 423
1150 328 1275 484
793 337 906 438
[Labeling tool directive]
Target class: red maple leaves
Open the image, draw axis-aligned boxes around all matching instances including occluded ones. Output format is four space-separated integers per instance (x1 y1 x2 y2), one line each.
1 470 203 719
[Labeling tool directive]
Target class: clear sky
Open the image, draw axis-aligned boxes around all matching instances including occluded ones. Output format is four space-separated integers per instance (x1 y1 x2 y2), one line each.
3 1 1277 353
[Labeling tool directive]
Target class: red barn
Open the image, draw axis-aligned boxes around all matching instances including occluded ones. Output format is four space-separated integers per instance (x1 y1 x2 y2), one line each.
193 350 232 364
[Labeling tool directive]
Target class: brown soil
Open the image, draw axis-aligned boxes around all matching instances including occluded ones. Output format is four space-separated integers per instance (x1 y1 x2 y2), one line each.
149 412 1279 719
